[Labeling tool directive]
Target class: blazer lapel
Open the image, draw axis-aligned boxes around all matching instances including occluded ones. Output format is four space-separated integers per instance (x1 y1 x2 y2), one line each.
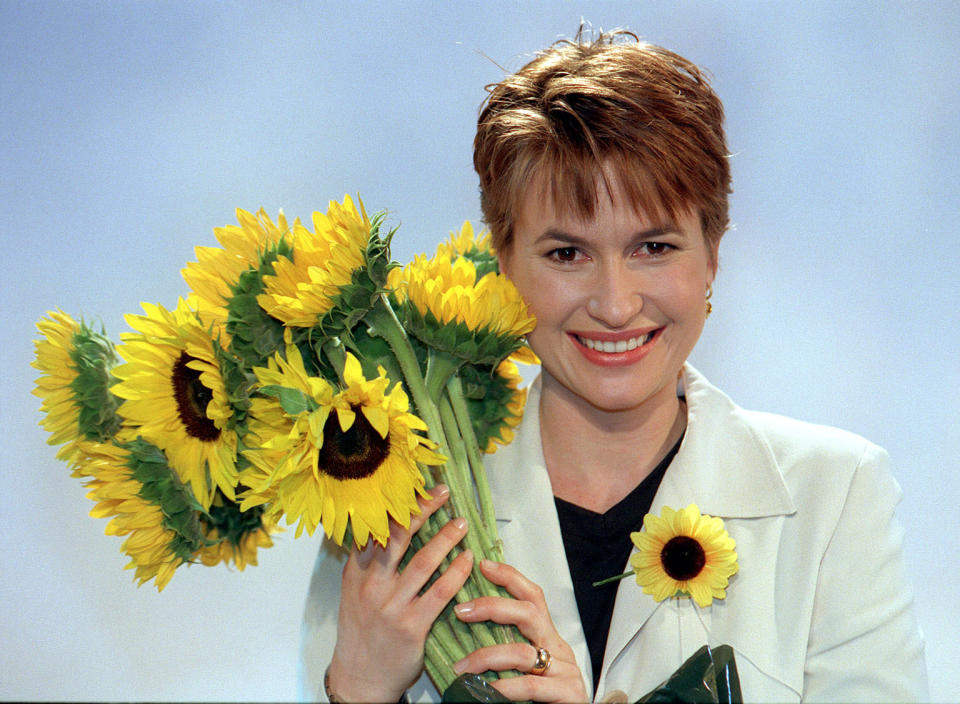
484 366 799 697
601 365 797 690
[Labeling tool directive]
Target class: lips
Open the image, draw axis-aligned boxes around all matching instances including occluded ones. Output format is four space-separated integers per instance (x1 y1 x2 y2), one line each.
575 330 655 353
569 328 662 366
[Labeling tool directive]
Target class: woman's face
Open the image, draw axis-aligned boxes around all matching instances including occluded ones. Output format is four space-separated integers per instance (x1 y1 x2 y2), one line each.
500 174 717 415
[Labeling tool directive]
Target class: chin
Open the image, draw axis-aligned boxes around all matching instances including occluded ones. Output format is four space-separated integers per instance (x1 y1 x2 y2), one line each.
575 384 661 414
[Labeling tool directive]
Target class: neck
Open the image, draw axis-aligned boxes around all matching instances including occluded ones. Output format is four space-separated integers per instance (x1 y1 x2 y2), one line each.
539 370 686 513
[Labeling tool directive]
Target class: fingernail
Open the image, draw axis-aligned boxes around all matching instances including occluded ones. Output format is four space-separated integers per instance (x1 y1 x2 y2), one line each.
454 602 474 617
452 517 467 531
480 558 495 570
453 658 467 674
433 484 450 498
460 549 474 563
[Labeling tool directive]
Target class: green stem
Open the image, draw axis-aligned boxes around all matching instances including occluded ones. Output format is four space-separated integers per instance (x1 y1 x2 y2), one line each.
362 297 456 531
361 294 522 679
592 569 635 587
363 297 480 581
444 375 500 558
320 338 348 382
425 349 462 403
363 296 444 448
422 647 449 695
443 377 527 652
436 395 495 561
424 621 461 694
435 395 523 654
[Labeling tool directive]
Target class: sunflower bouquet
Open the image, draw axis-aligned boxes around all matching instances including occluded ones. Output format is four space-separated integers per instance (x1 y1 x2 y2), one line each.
32 196 536 694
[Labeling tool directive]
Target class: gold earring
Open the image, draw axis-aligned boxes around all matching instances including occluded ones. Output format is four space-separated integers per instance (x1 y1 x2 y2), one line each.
705 287 713 318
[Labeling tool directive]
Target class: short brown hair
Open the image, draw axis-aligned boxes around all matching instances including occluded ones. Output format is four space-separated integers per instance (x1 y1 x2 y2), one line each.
474 31 731 253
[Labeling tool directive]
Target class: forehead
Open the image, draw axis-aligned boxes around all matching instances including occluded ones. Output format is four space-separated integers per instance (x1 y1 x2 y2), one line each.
514 167 684 237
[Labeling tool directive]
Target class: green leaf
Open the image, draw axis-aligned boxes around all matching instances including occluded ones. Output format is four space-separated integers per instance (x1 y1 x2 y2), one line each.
259 385 315 415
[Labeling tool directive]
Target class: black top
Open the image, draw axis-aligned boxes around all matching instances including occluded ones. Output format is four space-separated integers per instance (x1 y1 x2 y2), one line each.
554 436 682 692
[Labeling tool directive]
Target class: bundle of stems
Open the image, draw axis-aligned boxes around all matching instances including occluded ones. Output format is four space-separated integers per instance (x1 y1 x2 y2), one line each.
363 294 526 692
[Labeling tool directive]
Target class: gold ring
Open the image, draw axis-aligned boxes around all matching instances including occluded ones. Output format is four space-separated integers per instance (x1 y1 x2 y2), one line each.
531 646 552 676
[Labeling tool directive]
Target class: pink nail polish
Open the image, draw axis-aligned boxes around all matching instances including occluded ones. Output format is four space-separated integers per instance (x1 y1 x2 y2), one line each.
454 602 474 616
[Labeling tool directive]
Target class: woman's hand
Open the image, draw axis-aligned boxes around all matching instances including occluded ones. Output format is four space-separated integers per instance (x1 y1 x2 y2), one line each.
327 485 474 703
453 559 589 703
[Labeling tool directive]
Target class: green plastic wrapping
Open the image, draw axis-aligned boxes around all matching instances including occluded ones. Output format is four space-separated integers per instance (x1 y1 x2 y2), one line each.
441 674 512 703
440 644 741 703
638 644 742 703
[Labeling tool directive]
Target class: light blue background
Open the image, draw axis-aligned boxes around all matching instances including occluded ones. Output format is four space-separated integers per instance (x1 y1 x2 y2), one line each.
2 2 957 701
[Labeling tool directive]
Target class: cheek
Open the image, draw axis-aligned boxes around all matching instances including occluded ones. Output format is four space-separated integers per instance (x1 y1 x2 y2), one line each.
515 274 580 328
650 270 708 319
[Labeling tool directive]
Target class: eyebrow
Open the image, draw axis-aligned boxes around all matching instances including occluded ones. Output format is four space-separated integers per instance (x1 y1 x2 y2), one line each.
534 225 679 246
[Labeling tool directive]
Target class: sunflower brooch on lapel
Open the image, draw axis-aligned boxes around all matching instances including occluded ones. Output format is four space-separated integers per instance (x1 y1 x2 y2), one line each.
596 503 739 608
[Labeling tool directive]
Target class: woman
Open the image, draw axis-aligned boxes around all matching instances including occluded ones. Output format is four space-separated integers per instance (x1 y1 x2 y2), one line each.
302 33 927 702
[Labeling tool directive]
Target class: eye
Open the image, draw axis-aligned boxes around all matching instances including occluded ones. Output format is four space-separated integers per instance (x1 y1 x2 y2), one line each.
547 246 583 263
635 242 675 257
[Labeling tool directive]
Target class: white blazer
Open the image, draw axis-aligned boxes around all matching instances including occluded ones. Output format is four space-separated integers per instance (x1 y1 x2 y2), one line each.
299 365 928 702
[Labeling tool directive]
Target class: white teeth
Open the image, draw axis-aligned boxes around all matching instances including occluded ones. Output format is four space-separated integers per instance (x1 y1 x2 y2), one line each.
578 332 652 352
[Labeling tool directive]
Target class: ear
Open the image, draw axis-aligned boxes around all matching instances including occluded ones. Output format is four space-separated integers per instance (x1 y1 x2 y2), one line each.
496 247 513 279
707 242 719 285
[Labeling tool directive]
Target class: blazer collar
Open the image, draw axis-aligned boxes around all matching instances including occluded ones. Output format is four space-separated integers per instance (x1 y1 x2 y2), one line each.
488 365 797 521
605 365 797 693
657 364 796 519
484 365 798 696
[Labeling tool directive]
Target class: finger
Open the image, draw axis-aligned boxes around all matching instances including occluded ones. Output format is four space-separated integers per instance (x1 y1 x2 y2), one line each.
406 483 452 536
415 548 474 621
355 483 451 571
394 515 468 602
454 594 551 647
453 642 537 675
489 673 568 704
458 644 588 703
478 558 548 608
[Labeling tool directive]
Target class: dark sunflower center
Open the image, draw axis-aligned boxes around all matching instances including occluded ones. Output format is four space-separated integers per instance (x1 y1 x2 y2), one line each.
317 405 390 480
660 535 706 581
171 352 221 442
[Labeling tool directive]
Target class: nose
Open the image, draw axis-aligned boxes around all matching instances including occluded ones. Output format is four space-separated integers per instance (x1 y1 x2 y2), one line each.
586 266 643 328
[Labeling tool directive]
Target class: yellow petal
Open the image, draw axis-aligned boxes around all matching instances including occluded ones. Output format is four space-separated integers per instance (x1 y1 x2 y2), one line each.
361 405 390 439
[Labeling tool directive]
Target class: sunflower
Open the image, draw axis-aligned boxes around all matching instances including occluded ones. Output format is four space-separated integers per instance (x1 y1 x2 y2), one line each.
182 208 293 342
629 504 738 608
32 310 122 469
240 345 443 547
182 208 295 370
111 299 240 509
257 195 387 332
459 358 529 454
435 221 499 279
196 492 277 570
438 220 492 257
433 221 539 366
75 439 206 591
389 251 536 365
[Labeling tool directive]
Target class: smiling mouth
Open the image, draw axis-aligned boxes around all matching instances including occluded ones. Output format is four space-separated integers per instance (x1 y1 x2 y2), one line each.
574 330 657 353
